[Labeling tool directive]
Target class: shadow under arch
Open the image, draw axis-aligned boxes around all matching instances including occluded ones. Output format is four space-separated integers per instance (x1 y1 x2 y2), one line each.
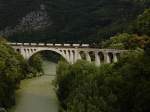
28 49 68 63
108 52 114 63
28 50 69 76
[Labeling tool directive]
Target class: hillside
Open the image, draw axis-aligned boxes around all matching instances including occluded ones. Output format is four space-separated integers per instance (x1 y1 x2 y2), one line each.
0 0 149 43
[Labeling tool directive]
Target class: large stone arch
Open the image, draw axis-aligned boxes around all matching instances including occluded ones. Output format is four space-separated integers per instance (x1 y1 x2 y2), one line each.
21 47 69 63
29 49 68 63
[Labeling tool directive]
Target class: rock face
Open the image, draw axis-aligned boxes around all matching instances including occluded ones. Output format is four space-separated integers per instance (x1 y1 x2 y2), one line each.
0 4 52 37
0 0 149 42
0 108 7 112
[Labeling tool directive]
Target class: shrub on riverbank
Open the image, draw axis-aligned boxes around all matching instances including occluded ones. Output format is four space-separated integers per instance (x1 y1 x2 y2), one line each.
0 38 28 108
55 47 150 112
28 54 44 77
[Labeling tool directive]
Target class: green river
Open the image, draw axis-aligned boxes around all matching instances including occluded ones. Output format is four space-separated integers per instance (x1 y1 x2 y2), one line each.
9 61 59 112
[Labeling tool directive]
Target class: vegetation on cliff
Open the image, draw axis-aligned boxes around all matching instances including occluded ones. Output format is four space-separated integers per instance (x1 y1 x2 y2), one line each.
0 0 149 42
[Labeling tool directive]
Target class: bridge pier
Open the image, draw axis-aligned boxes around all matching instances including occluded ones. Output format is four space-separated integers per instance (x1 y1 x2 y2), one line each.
104 52 111 64
113 53 118 63
75 51 82 61
85 51 91 62
65 50 70 63
69 50 74 64
95 52 100 66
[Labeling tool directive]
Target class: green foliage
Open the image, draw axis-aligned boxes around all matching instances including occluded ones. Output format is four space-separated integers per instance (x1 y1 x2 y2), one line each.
28 54 43 75
102 33 133 49
102 33 150 49
133 8 150 36
0 38 27 108
128 35 150 49
55 60 100 110
0 37 45 108
55 48 150 112
113 50 150 112
144 39 150 55
56 60 119 112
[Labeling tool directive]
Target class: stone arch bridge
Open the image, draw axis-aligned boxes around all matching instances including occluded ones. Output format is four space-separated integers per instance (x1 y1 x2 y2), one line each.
8 43 127 66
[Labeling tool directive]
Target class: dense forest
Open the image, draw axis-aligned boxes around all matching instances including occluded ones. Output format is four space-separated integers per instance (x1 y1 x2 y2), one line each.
0 0 149 43
55 49 150 112
55 32 150 112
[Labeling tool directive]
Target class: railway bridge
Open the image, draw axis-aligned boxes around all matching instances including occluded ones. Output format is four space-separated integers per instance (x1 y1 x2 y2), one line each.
8 43 127 65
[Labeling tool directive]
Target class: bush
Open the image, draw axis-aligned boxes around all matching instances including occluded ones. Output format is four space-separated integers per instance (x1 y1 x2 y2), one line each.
0 38 27 108
102 33 150 50
55 49 150 112
133 8 150 36
28 54 44 77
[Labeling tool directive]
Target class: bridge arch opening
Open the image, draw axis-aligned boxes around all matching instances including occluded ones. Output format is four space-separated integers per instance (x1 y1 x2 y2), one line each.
79 51 86 60
89 51 95 62
29 50 66 62
98 52 104 63
116 53 120 60
16 48 21 53
28 50 68 76
108 52 114 63
29 49 68 63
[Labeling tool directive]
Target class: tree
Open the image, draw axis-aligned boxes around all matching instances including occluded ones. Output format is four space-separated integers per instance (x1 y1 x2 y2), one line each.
133 8 150 36
0 37 27 108
29 54 43 74
102 33 150 50
102 33 133 49
55 48 150 112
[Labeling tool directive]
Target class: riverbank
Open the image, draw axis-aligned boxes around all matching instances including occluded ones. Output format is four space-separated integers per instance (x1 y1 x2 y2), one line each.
9 75 58 112
9 61 58 112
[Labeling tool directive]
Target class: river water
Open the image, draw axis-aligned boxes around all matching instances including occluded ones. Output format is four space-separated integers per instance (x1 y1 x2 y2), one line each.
9 61 58 112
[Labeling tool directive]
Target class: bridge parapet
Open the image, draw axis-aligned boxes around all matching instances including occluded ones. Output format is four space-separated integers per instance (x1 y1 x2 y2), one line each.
7 42 90 48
